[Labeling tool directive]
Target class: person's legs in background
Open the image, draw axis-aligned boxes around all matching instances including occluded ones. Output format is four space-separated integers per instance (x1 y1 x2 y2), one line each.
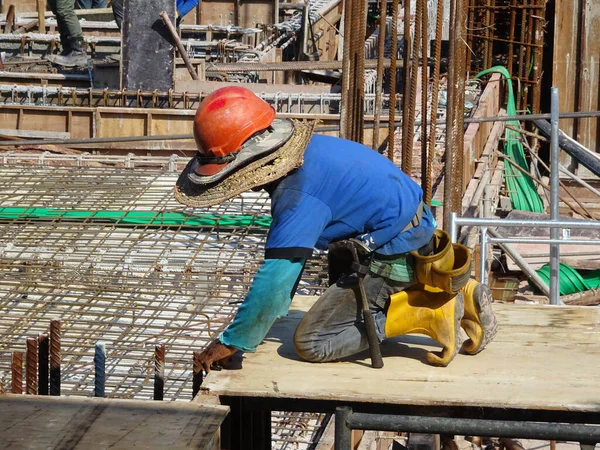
46 0 87 66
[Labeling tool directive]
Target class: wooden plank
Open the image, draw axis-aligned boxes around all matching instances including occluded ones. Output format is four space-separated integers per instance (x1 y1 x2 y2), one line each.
201 296 600 413
504 243 600 271
0 395 229 450
121 0 176 91
0 128 70 140
553 0 600 165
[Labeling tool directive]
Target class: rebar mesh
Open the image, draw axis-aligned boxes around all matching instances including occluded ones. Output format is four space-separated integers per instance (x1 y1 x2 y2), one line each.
0 165 328 402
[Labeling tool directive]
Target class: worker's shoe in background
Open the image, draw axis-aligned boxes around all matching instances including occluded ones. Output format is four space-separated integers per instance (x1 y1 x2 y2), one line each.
46 37 88 67
460 279 498 354
385 286 464 367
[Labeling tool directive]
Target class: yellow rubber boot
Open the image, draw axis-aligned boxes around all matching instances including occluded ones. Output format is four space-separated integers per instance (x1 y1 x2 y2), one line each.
460 279 498 354
385 286 464 367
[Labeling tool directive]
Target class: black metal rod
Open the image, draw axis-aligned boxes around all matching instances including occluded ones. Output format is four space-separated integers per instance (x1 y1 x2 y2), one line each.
350 246 383 369
38 334 49 395
334 407 353 450
345 413 600 444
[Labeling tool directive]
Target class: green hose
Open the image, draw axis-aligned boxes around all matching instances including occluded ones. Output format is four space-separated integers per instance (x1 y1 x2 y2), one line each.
475 66 544 213
0 207 273 229
534 263 600 296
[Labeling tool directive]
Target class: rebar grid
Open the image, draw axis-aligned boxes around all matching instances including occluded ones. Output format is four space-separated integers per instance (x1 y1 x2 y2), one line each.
465 0 546 114
0 166 328 401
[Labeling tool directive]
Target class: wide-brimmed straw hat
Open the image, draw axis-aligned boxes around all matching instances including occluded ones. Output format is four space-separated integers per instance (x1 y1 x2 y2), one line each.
174 119 315 208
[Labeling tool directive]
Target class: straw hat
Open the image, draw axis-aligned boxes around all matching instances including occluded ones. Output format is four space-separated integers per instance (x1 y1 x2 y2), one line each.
174 119 315 208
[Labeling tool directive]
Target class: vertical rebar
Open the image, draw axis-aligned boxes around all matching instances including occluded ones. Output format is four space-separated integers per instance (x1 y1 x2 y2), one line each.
402 0 421 175
340 0 353 139
50 319 61 396
94 342 106 397
452 0 467 210
26 338 38 395
192 351 204 398
487 0 495 69
387 0 399 161
550 87 561 305
507 0 517 76
516 0 527 111
443 0 457 230
38 334 49 395
11 352 23 394
425 0 444 204
372 0 387 149
352 0 367 143
420 0 428 189
531 13 542 116
400 0 410 164
154 343 166 400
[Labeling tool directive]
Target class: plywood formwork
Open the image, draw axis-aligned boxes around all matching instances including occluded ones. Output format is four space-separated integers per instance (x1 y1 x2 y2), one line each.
553 0 600 161
202 295 600 412
0 395 229 450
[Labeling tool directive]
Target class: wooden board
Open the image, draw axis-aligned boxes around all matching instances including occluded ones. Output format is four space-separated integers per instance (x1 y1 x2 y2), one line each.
202 296 600 413
121 0 176 91
553 0 600 161
0 394 229 450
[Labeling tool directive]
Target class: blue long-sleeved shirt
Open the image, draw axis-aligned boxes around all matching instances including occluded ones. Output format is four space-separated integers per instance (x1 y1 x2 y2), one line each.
220 134 435 352
177 0 200 17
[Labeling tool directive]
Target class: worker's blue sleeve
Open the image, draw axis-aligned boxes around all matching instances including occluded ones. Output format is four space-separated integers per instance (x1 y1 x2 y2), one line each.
220 258 306 352
177 0 199 17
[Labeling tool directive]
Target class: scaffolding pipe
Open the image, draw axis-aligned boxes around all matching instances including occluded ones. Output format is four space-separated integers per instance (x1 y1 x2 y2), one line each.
550 88 560 305
334 409 600 450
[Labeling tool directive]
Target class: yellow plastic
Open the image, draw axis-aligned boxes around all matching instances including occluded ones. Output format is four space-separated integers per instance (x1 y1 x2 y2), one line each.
385 285 464 367
411 231 472 293
460 279 497 354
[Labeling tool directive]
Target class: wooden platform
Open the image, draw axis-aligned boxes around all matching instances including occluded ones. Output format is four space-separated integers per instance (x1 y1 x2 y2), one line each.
0 394 229 449
202 296 600 414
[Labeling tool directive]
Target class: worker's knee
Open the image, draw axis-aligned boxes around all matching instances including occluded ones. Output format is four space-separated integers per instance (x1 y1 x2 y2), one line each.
293 325 329 363
293 336 329 363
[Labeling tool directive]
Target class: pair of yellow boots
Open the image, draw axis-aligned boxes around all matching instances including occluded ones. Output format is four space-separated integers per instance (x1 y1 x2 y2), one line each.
384 230 498 367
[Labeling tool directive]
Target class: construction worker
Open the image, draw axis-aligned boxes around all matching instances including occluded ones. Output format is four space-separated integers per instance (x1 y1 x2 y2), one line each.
175 86 498 372
46 0 88 67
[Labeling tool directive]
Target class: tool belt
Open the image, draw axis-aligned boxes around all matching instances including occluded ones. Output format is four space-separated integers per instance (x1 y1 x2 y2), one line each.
327 201 429 286
409 229 472 294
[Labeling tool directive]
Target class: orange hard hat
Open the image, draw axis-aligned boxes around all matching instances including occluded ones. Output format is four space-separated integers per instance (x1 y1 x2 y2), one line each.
193 86 276 176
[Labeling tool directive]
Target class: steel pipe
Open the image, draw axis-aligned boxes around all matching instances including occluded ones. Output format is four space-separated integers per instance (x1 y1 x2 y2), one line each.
341 412 600 446
451 217 600 230
549 87 561 305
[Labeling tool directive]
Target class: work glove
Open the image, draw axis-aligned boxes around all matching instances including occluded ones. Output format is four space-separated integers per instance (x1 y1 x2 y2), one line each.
197 339 239 373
